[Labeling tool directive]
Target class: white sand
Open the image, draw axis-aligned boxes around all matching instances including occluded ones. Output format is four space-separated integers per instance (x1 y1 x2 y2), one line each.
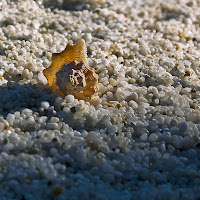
0 0 200 199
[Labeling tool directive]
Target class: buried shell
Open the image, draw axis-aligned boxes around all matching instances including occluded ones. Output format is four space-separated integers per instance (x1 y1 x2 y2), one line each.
43 39 98 101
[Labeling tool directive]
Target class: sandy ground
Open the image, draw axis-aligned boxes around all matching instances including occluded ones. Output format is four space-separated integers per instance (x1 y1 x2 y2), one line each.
0 0 200 199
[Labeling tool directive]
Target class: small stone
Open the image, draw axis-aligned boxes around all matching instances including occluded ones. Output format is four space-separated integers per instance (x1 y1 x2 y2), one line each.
140 133 148 141
22 109 33 117
118 57 124 63
83 33 92 43
178 122 188 133
6 114 15 126
27 116 36 125
65 95 74 103
0 122 4 131
18 59 26 67
38 72 48 84
47 123 58 130
108 125 118 133
90 96 102 106
149 133 158 142
50 117 59 123
41 101 50 110
129 100 138 109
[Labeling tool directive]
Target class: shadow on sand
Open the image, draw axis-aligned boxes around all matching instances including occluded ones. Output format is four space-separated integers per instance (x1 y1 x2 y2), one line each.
0 82 55 117
41 0 88 11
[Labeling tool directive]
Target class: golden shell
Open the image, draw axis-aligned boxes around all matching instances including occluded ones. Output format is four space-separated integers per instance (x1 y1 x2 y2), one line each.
43 39 98 101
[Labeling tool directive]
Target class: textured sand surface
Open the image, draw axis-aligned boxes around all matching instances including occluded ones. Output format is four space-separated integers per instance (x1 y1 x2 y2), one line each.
0 0 200 199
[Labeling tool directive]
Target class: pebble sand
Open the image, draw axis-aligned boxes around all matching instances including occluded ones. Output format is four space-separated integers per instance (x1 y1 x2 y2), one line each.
0 0 200 199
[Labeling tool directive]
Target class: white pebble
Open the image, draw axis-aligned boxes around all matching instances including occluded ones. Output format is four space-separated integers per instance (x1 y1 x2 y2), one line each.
8 134 20 144
50 117 59 123
83 33 92 43
38 116 47 124
0 122 4 131
27 116 36 125
65 95 74 103
41 101 50 110
22 109 33 117
38 72 47 84
18 59 26 67
6 114 15 126
129 100 138 109
47 123 58 130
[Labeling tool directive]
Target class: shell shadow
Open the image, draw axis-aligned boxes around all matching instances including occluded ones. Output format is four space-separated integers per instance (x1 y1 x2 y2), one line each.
42 0 88 11
0 82 57 117
0 81 102 131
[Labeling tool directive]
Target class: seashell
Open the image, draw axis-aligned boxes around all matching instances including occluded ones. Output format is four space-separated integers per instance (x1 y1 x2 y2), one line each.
43 39 98 101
